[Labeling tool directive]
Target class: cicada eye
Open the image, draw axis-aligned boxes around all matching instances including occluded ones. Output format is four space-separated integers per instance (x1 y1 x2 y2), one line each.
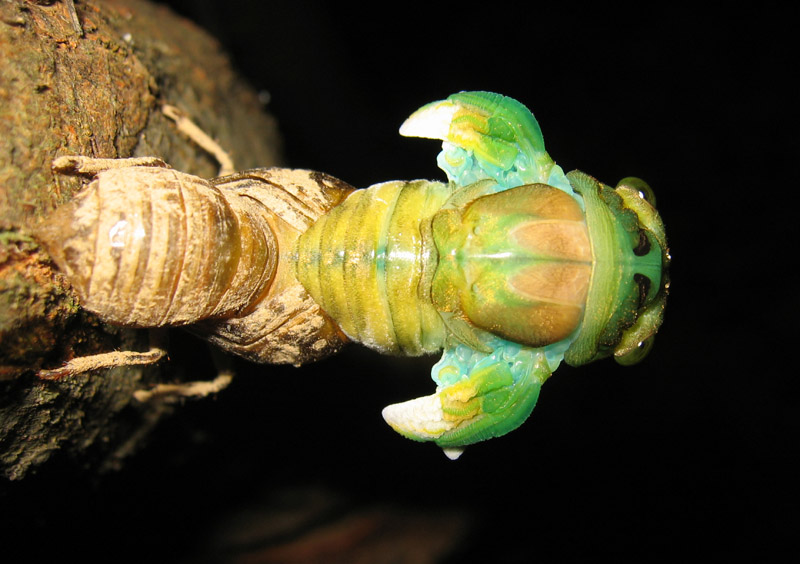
614 334 656 366
616 177 656 207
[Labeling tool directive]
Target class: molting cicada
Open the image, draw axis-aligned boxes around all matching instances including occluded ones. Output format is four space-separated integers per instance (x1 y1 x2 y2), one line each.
39 92 669 458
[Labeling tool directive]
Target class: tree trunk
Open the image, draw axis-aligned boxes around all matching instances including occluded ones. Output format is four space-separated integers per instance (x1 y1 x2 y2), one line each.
0 0 281 479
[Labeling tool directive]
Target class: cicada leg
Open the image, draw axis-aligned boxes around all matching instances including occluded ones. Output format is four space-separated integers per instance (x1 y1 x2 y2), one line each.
132 347 234 403
36 327 233 401
162 104 235 176
52 155 170 176
133 370 233 402
37 329 168 380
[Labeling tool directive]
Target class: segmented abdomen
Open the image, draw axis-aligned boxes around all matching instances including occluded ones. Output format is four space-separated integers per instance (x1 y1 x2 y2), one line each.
40 167 277 327
294 180 452 355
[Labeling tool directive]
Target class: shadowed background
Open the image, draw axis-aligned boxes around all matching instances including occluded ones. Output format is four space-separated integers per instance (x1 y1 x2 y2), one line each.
2 3 795 562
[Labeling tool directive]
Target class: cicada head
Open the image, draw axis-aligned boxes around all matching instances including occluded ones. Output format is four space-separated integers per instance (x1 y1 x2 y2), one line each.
563 171 669 367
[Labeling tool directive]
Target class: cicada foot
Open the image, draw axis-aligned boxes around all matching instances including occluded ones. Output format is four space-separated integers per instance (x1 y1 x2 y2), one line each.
52 103 234 180
132 346 235 403
133 369 233 403
382 340 554 459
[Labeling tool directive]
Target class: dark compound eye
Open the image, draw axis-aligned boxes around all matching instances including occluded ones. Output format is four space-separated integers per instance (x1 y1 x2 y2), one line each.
615 334 656 366
617 177 656 207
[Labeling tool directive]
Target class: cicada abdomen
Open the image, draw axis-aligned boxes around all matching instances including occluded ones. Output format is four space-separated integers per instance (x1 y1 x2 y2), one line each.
40 159 355 365
40 165 276 327
294 179 455 356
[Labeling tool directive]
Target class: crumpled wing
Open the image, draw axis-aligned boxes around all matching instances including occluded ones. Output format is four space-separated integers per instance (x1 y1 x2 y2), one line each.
400 91 573 195
383 92 582 457
382 333 569 459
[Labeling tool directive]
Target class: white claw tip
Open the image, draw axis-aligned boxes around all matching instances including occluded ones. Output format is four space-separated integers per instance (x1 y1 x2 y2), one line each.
442 447 465 461
399 101 457 140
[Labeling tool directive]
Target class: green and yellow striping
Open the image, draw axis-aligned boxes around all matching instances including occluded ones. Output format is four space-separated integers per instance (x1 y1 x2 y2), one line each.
295 180 452 355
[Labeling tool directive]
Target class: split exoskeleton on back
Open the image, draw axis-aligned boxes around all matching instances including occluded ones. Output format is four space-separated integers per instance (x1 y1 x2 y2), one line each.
38 92 669 458
40 156 353 366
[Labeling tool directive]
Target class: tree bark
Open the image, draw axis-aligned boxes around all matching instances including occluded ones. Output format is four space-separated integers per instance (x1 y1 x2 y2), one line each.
0 0 281 479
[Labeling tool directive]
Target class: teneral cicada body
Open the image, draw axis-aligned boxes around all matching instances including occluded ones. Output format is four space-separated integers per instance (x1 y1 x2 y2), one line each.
40 92 669 457
379 92 668 456
295 179 594 357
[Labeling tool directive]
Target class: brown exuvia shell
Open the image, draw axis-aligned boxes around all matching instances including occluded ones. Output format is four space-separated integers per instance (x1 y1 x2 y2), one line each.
39 161 354 365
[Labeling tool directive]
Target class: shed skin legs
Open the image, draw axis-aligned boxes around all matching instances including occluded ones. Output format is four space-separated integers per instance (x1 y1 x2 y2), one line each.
38 108 237 401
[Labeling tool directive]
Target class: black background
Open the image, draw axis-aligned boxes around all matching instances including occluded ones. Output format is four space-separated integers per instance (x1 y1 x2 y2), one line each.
3 2 797 562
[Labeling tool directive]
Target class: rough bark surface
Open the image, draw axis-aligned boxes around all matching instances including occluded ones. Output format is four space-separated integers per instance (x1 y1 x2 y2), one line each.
0 0 281 479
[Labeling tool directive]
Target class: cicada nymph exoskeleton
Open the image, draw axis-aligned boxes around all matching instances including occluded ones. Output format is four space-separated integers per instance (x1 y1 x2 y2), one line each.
39 157 353 367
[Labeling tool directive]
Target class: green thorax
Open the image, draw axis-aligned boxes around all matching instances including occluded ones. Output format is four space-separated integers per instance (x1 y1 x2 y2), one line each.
430 182 593 349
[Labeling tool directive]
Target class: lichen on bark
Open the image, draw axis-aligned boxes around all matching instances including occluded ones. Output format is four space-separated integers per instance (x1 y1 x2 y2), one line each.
0 0 282 479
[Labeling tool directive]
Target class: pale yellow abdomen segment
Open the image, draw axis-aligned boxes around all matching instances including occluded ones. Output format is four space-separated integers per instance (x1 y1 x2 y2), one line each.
295 180 451 355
